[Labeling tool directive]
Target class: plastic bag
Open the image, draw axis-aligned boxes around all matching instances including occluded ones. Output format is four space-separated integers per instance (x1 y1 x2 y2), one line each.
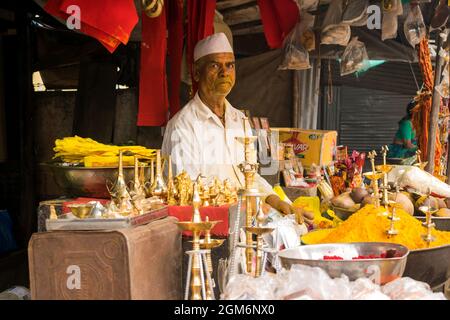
342 0 369 25
382 277 447 300
222 273 279 300
278 19 311 70
293 0 319 12
262 213 307 271
321 25 351 46
403 5 426 47
276 265 353 300
299 11 316 52
322 0 344 32
351 278 390 300
340 37 369 76
321 0 351 46
222 265 448 300
382 0 403 41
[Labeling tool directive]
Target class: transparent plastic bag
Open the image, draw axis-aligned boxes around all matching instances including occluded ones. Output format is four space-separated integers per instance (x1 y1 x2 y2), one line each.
293 0 319 12
222 273 279 300
322 0 344 32
403 5 426 47
276 265 353 300
381 277 447 300
351 278 390 300
299 11 316 52
342 0 369 25
340 37 369 76
278 19 311 70
321 25 351 46
262 213 307 271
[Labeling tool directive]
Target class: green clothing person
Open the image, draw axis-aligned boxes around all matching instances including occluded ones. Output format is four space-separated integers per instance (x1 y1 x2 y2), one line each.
388 101 418 158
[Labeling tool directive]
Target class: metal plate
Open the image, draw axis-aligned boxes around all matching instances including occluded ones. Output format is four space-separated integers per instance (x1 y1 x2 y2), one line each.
45 206 168 231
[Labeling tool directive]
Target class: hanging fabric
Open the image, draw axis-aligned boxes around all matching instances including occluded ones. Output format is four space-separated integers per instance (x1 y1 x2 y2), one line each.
167 0 184 119
186 0 216 96
257 0 300 49
137 4 168 126
44 0 138 53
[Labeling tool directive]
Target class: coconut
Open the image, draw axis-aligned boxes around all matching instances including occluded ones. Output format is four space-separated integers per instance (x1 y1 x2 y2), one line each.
350 187 369 203
361 195 376 207
389 193 414 215
331 192 356 209
436 208 450 217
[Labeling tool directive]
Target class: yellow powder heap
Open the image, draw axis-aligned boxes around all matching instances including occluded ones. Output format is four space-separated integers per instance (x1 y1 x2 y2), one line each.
302 204 450 250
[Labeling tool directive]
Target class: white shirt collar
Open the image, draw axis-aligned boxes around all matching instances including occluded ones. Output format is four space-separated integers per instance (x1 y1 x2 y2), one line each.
193 92 233 125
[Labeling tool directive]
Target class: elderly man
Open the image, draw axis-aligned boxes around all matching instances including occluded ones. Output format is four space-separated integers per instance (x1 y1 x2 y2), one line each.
162 33 313 226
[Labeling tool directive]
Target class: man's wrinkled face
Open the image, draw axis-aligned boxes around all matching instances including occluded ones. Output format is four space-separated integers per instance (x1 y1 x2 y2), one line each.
194 52 236 97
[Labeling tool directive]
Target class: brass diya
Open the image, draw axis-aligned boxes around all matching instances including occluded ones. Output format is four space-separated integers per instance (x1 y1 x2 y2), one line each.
177 183 219 300
419 205 438 246
67 203 94 219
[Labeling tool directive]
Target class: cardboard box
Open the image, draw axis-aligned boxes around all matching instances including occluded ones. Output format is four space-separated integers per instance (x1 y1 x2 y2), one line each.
271 128 337 168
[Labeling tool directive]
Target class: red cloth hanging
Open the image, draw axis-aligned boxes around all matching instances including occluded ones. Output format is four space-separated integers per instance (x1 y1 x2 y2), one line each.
137 7 168 126
257 0 300 49
44 0 138 53
187 0 216 95
167 0 184 118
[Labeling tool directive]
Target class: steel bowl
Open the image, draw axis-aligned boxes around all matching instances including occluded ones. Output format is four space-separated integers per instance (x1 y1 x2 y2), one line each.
42 163 151 198
301 228 450 289
278 242 409 284
403 216 450 289
403 244 450 290
415 216 450 231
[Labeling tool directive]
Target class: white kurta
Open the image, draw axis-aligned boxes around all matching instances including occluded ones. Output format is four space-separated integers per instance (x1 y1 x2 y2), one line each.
162 93 275 196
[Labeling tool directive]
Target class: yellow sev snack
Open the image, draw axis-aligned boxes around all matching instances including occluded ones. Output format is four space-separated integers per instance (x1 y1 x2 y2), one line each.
302 204 450 250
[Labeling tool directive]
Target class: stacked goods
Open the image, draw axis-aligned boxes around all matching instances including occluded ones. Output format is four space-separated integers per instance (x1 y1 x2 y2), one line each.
53 136 156 167
329 150 366 196
302 205 450 250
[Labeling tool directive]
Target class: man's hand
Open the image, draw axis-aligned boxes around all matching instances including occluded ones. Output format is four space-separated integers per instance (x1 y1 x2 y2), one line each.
265 194 314 227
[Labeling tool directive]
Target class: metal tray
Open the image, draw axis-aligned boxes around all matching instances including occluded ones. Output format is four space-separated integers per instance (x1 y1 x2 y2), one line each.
45 206 168 231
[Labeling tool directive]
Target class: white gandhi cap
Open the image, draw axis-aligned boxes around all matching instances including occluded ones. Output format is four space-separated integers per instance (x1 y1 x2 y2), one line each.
193 32 234 62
